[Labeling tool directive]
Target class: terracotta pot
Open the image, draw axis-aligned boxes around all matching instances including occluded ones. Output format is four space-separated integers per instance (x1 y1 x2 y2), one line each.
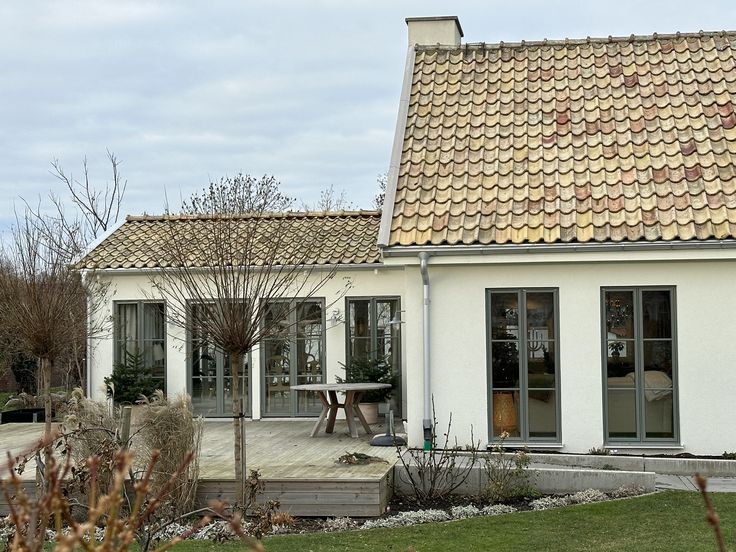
358 403 379 425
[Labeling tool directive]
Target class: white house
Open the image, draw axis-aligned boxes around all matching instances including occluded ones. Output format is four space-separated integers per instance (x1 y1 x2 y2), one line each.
81 17 736 455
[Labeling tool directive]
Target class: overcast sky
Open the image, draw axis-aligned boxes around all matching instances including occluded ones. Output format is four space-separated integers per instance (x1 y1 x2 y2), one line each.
1 1 734 231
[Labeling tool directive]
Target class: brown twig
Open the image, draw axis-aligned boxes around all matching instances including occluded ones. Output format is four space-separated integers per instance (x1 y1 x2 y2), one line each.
695 473 727 552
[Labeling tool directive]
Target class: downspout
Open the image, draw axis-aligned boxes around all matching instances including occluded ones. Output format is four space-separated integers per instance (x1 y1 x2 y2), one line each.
419 252 432 450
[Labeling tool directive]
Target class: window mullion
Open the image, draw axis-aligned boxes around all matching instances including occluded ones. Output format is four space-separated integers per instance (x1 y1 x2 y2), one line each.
519 290 528 441
370 299 378 361
634 289 644 443
138 302 145 358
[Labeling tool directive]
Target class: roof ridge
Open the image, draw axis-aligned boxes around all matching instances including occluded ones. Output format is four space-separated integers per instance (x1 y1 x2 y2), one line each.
415 29 736 52
126 210 382 222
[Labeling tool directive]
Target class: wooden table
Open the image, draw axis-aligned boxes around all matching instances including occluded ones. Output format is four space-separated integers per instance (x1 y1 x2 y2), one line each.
290 383 391 438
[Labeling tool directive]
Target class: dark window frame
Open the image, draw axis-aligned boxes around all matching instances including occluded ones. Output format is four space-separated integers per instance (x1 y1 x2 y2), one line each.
344 296 403 414
260 297 327 418
601 286 679 445
113 300 167 392
485 288 561 444
185 301 252 418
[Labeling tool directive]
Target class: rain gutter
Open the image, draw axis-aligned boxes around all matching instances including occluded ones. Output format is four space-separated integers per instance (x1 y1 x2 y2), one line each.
381 240 736 257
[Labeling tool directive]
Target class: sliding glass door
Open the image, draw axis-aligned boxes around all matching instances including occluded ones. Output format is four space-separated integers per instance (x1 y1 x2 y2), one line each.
189 303 249 417
261 299 325 416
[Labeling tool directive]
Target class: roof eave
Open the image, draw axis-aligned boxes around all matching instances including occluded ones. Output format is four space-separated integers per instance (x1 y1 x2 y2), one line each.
381 239 736 257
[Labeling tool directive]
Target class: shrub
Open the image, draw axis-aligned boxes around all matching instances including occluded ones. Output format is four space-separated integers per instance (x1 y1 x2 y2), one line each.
481 504 517 516
4 391 69 415
483 432 536 502
62 388 119 494
450 505 481 519
104 349 159 404
135 392 203 520
609 484 646 498
395 400 480 505
336 356 397 403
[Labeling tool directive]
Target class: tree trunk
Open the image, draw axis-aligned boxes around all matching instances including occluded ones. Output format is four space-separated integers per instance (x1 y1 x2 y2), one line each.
41 357 52 438
229 350 244 506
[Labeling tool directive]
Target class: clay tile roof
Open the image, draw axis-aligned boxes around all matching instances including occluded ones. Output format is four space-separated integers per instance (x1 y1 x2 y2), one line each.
77 211 382 269
387 31 736 246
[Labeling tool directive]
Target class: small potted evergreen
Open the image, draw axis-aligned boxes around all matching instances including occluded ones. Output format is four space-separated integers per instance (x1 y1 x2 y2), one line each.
104 350 159 422
336 356 397 424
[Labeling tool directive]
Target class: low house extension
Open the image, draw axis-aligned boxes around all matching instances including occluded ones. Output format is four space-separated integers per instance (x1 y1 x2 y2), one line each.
79 211 408 420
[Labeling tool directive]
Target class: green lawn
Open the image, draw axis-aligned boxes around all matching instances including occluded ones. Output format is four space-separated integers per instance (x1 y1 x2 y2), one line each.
170 491 735 552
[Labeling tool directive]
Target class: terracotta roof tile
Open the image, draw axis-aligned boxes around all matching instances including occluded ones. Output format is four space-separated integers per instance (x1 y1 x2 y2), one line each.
78 212 382 270
388 31 736 245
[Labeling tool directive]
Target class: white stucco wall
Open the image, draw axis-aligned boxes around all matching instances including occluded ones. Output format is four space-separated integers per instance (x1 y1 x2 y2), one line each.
89 249 736 455
399 252 736 456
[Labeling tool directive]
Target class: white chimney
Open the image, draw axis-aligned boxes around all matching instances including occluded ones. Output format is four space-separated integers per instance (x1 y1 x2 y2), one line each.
405 16 463 46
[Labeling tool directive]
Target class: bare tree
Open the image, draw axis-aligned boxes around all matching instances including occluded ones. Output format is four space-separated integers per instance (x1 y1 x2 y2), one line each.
300 184 355 211
0 210 108 443
5 152 129 395
373 173 387 211
151 174 339 504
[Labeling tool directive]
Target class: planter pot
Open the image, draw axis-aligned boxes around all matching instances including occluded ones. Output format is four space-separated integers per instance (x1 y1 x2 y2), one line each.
358 403 379 425
492 392 518 435
1 408 46 424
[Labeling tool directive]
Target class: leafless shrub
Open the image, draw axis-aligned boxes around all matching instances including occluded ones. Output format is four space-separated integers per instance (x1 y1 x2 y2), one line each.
135 391 203 518
483 431 536 502
395 400 480 505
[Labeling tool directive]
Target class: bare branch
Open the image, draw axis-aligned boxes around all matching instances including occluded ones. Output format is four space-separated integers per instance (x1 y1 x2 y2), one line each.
300 184 355 212
49 150 127 245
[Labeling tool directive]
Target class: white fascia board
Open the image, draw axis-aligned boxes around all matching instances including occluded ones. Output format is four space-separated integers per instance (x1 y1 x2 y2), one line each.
380 240 736 264
378 46 416 248
90 263 403 276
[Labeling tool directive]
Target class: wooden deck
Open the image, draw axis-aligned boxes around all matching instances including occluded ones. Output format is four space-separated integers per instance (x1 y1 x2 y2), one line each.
0 419 401 517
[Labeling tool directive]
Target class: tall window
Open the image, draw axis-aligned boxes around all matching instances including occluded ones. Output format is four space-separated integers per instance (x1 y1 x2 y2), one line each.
346 298 401 368
189 303 249 417
487 290 559 442
603 288 677 443
114 302 166 390
261 299 325 416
